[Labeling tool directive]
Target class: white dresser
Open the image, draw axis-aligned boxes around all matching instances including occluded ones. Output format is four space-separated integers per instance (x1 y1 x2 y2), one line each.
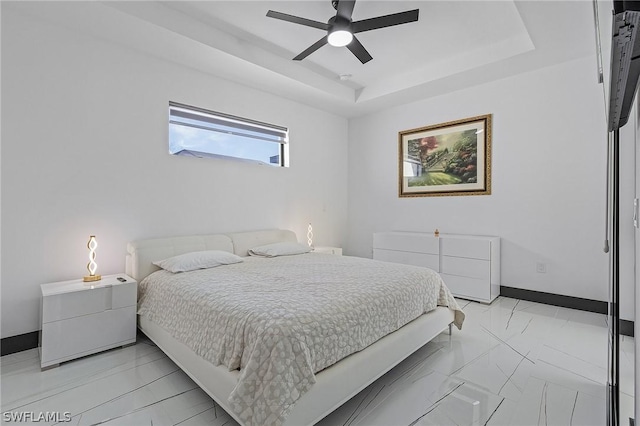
373 232 500 303
39 274 137 369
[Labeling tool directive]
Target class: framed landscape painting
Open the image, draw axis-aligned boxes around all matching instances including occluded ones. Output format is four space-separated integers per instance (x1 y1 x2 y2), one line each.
398 114 492 197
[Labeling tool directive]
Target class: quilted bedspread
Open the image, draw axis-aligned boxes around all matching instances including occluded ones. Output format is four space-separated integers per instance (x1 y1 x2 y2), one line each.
137 253 465 426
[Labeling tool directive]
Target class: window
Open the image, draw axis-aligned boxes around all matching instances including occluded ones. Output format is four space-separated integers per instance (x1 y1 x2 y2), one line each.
168 102 289 167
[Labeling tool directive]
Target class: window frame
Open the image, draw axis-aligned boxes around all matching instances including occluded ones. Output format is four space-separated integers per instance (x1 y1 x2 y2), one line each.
168 101 289 167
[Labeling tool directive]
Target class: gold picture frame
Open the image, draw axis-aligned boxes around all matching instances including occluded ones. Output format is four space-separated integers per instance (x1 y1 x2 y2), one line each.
398 114 492 197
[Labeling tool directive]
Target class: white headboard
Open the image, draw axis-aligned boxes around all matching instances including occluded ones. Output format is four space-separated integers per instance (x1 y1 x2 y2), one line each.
126 229 298 282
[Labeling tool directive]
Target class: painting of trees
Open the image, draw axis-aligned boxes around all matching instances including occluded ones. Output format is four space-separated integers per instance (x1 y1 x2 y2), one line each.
399 114 491 197
407 129 478 185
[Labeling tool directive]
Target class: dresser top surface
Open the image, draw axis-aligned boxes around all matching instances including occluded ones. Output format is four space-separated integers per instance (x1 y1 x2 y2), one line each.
374 231 499 241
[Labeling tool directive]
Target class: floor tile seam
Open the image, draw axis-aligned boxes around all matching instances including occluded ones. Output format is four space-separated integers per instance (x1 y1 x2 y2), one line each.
407 382 465 426
5 362 180 413
540 344 607 371
341 382 378 426
529 369 606 399
173 405 216 426
343 383 387 426
480 326 536 364
62 368 184 422
535 358 606 385
75 349 169 385
0 364 44 378
504 300 520 331
519 317 534 335
409 368 437 385
77 383 201 425
482 397 506 426
447 341 503 376
3 352 173 412
387 347 443 387
448 373 496 398
496 352 528 395
0 354 40 368
537 381 549 426
569 391 579 426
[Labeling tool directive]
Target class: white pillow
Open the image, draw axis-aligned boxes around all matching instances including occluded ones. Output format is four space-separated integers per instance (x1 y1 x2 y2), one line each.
153 250 243 273
248 242 311 257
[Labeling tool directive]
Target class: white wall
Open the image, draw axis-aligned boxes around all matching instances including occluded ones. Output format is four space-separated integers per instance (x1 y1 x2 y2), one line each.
1 7 348 338
346 56 612 303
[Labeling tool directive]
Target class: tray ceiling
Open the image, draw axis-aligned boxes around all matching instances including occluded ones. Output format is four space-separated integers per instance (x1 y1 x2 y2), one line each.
7 1 598 117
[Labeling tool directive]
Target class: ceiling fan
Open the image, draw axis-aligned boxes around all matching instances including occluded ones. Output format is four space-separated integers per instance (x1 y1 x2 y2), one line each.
266 0 419 64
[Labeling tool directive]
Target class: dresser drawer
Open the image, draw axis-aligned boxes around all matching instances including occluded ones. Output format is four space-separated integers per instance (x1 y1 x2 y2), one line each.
41 306 136 365
441 256 490 280
373 232 439 254
440 237 491 260
42 281 136 323
441 274 490 301
373 249 439 271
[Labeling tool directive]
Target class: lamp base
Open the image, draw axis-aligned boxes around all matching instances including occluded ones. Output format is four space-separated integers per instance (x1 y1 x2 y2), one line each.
83 274 101 283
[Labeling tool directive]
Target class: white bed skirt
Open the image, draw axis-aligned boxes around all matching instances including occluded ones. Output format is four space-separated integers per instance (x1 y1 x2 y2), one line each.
138 306 454 426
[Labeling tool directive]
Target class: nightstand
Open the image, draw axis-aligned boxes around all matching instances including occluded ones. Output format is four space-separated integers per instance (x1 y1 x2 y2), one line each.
313 246 343 255
39 274 137 370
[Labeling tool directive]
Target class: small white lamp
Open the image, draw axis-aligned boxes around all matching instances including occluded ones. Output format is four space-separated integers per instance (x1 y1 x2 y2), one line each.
307 223 314 250
83 235 102 283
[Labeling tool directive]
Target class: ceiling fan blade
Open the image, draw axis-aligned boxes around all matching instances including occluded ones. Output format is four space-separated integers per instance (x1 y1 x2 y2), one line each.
351 9 419 33
336 0 356 21
266 10 329 31
293 36 329 61
346 36 373 64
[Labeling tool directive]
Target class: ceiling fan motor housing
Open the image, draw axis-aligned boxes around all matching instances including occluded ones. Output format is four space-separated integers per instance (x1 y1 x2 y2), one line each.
328 15 351 31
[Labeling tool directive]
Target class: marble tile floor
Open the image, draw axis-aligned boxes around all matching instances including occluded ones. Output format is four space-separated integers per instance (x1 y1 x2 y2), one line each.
1 297 634 426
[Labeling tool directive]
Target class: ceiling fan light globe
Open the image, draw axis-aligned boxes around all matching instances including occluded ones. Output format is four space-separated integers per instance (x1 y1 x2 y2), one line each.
328 30 353 47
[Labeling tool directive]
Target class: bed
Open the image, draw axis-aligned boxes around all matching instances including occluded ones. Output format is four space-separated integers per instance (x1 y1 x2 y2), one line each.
128 229 464 426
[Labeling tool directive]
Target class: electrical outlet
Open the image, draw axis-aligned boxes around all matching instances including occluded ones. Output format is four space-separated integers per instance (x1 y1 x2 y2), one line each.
536 262 547 273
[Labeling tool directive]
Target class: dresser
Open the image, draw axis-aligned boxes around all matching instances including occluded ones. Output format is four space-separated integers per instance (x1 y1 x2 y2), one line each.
39 274 137 369
373 232 500 303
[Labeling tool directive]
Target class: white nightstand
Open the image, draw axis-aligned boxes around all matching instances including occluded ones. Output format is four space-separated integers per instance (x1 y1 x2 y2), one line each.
313 246 343 255
39 274 137 370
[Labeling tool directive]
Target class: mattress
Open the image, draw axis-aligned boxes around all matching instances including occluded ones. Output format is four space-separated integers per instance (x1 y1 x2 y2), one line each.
137 253 464 426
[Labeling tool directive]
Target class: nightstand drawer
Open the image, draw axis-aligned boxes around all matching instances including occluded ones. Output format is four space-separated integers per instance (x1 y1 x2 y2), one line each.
112 281 137 309
42 281 136 323
41 306 136 365
441 255 490 279
42 287 111 323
